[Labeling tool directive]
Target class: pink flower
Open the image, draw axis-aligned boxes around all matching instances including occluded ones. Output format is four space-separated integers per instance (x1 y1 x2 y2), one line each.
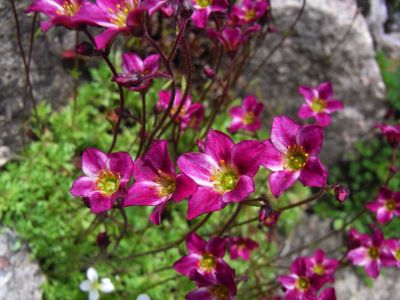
156 89 205 130
186 266 237 300
376 123 400 148
174 233 230 277
297 82 344 127
70 148 134 214
114 52 160 91
366 187 400 224
347 228 387 278
230 0 269 25
228 95 264 134
177 130 265 220
227 237 259 261
191 0 228 29
124 140 197 225
383 239 400 268
305 249 339 284
279 257 322 300
24 0 101 32
208 25 261 56
261 116 328 198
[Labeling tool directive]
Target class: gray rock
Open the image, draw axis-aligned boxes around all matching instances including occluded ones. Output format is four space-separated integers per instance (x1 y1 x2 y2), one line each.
248 0 386 164
0 228 45 300
0 0 74 164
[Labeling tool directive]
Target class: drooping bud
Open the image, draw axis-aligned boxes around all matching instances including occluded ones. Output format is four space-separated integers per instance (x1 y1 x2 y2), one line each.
258 203 273 222
113 73 143 88
180 0 194 19
96 231 111 250
263 211 280 227
203 65 216 79
332 184 350 203
75 41 99 56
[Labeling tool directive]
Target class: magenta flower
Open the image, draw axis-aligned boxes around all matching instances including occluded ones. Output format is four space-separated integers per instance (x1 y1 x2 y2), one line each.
177 130 265 220
279 257 322 300
376 123 400 148
347 228 369 250
230 0 269 25
297 82 344 127
114 52 160 91
156 89 205 130
191 0 228 29
124 140 197 225
173 233 230 277
318 288 337 300
227 237 259 261
70 148 134 214
347 228 387 278
186 266 237 300
383 239 400 268
25 0 100 32
228 95 264 134
305 249 339 284
208 25 261 56
261 116 328 198
366 187 400 224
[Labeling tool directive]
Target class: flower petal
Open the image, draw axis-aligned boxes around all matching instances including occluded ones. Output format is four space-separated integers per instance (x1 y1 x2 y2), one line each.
326 100 344 113
231 140 265 176
149 201 169 225
317 82 333 99
205 130 234 163
296 125 324 155
376 207 392 224
89 290 100 300
315 113 331 127
260 139 285 171
177 153 218 187
99 278 115 293
268 170 300 198
347 248 368 266
80 280 92 292
299 157 327 187
270 116 300 154
125 181 164 206
365 260 381 278
173 254 202 276
82 148 108 178
70 176 96 197
122 52 144 73
89 193 113 214
187 232 206 254
206 237 226 258
187 187 226 220
87 267 98 282
222 175 254 203
107 151 134 180
298 104 314 119
185 287 212 300
95 28 123 50
278 275 296 289
173 174 198 203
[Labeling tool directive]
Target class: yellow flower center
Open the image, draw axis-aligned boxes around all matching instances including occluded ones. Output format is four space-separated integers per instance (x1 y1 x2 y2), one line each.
196 0 212 8
211 285 229 300
285 144 309 171
200 253 216 272
395 249 400 261
96 170 121 196
243 112 256 125
108 1 135 27
311 98 327 113
313 264 325 275
154 169 176 197
296 277 310 291
385 199 396 211
211 161 239 193
244 9 257 21
57 0 80 16
368 247 379 260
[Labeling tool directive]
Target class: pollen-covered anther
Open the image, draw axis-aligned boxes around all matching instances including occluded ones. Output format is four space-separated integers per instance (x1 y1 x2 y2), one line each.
311 98 327 113
96 170 121 196
199 253 216 272
285 144 309 171
243 112 256 125
313 264 325 275
368 247 380 260
196 0 212 8
244 9 257 21
295 277 311 291
385 199 396 211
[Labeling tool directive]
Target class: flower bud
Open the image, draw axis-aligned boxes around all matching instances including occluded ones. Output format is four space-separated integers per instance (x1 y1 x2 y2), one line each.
180 0 194 19
263 211 280 227
113 73 143 88
203 65 216 79
75 41 99 56
96 232 111 250
258 204 273 222
332 184 350 203
197 139 205 152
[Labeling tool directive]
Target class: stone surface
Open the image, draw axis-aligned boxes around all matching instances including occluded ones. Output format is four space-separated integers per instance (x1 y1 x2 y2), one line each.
0 228 45 300
248 0 386 164
0 0 74 164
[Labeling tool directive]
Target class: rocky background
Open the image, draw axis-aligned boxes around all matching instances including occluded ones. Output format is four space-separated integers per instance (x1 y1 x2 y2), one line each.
1 0 399 299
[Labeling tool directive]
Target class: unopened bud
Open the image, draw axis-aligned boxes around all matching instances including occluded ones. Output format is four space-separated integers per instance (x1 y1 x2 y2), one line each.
332 184 350 203
113 73 143 88
203 65 216 79
258 204 273 222
96 232 111 250
263 211 280 227
180 0 194 18
75 41 99 56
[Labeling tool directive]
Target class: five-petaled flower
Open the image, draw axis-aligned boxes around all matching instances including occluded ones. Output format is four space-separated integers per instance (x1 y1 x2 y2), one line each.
227 236 259 261
230 0 269 25
376 123 400 148
185 266 237 300
366 187 400 224
305 249 339 284
174 232 231 277
114 52 160 91
279 257 323 300
347 228 387 278
80 267 114 300
70 148 134 214
297 82 344 127
178 130 265 220
261 116 328 198
228 95 264 134
124 140 197 225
